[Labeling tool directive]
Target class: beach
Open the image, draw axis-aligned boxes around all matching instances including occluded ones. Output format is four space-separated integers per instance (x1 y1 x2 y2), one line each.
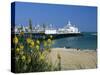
48 48 97 70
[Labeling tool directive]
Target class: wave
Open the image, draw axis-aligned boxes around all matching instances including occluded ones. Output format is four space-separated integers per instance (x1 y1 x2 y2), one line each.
91 33 97 36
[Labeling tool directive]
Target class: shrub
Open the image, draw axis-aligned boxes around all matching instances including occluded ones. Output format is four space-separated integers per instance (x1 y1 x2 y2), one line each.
12 31 60 72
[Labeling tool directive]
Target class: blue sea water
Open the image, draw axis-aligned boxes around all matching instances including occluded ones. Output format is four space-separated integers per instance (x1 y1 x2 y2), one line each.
52 32 97 50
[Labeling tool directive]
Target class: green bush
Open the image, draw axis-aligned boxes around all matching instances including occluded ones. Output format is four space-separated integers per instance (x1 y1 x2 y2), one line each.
12 31 61 73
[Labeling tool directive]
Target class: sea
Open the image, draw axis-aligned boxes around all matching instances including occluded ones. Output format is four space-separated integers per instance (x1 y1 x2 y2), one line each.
51 32 97 50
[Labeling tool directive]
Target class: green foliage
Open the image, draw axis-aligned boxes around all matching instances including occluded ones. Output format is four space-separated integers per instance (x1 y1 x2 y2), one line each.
12 30 61 73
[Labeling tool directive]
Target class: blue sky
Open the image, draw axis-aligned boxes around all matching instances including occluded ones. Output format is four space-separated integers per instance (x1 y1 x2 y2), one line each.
14 2 97 32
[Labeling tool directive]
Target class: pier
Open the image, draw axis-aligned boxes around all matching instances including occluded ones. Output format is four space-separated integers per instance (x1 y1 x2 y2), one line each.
13 32 82 40
12 21 82 39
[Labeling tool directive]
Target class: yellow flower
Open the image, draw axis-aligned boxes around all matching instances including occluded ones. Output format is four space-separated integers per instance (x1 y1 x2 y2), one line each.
30 41 34 48
21 55 26 61
47 39 51 43
31 41 34 46
39 53 45 61
26 38 31 44
43 41 47 47
36 40 40 45
13 36 18 44
20 31 24 35
16 47 20 53
36 45 40 50
19 45 24 50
